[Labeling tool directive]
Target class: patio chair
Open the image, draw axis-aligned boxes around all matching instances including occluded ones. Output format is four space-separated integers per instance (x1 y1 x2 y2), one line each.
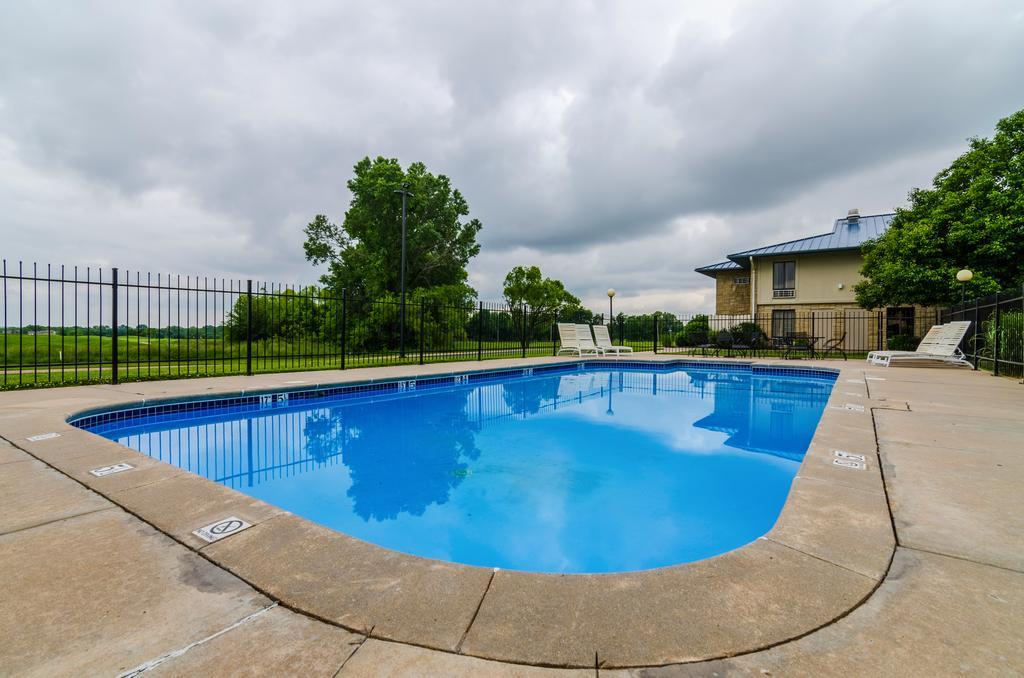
730 329 757 357
574 323 604 356
694 330 717 357
867 321 973 368
749 328 771 357
866 324 945 362
820 332 848 361
782 332 817 359
714 330 735 357
592 323 633 355
556 323 600 356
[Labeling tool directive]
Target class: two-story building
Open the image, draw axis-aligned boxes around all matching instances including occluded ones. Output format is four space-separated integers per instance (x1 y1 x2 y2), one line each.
695 209 932 350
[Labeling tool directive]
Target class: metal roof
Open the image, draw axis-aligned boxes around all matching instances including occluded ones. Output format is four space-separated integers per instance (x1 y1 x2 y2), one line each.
727 213 894 264
694 260 743 278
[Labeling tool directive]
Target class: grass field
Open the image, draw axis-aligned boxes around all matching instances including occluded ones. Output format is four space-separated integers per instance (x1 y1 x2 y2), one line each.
1 333 868 389
0 335 641 388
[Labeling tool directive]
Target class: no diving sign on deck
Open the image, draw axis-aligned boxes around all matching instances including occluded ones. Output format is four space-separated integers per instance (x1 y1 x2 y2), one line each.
192 516 252 543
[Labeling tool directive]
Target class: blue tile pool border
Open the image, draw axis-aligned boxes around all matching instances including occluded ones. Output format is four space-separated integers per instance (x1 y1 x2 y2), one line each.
68 359 838 433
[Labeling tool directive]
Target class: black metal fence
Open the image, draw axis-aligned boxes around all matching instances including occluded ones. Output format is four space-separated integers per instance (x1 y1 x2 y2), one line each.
1 260 947 389
652 308 939 358
942 286 1024 377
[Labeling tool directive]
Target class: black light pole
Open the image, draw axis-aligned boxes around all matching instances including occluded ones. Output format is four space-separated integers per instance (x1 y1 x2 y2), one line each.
395 183 413 358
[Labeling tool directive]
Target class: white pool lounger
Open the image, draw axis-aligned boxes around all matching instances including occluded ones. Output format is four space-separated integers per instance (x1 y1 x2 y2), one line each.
867 321 973 368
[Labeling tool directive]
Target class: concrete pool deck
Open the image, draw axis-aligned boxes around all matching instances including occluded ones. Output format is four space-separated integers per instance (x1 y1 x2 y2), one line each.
0 356 1021 676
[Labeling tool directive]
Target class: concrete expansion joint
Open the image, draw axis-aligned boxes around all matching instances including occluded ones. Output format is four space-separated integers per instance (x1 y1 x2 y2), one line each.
332 626 373 677
761 536 879 582
897 544 1024 576
0 505 116 538
455 569 496 653
117 603 279 677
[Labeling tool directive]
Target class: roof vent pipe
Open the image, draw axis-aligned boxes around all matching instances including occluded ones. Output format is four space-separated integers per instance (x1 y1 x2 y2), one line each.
847 208 860 222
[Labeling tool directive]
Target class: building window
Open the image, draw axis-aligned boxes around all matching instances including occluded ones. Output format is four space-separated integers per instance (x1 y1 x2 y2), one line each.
733 276 750 285
772 309 796 337
886 307 916 337
773 261 796 290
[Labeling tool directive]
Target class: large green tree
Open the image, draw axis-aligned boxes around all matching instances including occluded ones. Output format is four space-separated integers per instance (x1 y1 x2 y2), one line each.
855 109 1024 308
502 265 582 349
304 157 483 301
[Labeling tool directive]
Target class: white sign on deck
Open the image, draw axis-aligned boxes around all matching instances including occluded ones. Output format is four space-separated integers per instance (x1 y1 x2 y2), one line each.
193 516 252 543
833 450 866 462
89 462 134 477
833 458 866 470
26 432 61 442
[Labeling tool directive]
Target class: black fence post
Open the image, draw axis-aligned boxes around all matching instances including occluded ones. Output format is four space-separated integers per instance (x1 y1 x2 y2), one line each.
993 292 1001 377
619 315 624 347
110 267 119 384
477 301 483 361
418 302 425 365
973 295 980 369
521 305 527 359
653 314 659 354
876 310 883 352
245 279 253 376
340 288 347 370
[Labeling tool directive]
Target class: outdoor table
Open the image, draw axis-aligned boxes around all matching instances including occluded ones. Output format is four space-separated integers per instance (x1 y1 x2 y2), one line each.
775 334 820 359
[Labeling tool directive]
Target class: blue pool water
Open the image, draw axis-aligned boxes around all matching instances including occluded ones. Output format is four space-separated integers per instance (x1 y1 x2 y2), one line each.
77 364 834 573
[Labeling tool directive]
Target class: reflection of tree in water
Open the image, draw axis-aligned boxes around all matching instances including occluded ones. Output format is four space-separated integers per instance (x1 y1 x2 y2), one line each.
339 390 481 521
303 408 353 464
501 376 558 416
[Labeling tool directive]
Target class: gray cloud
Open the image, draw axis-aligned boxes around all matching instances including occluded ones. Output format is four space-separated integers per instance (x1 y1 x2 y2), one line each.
0 0 1021 311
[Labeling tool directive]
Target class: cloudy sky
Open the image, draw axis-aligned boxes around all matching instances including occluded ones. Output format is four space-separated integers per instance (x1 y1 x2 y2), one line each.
1 1 1021 313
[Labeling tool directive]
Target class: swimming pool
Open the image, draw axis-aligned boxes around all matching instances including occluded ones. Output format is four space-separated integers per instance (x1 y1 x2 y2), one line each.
73 362 835 573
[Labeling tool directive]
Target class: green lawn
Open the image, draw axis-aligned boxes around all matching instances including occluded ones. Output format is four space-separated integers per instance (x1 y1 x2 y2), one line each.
1 334 868 390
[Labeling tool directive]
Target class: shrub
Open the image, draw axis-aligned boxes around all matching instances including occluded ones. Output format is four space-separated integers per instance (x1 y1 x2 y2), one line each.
975 310 1024 376
887 334 920 351
677 315 710 347
729 322 762 345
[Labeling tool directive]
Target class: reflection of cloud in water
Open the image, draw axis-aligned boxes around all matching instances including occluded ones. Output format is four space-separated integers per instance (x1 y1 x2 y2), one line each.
103 366 832 572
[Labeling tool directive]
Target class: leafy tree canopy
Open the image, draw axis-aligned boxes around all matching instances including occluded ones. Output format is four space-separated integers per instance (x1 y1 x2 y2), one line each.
502 265 582 348
304 156 482 299
855 108 1024 308
502 265 581 314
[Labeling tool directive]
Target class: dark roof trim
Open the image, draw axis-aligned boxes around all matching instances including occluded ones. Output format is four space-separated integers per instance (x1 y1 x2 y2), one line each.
694 260 746 278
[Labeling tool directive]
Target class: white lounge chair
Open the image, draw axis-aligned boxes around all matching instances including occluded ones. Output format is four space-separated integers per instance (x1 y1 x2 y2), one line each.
574 324 604 356
592 324 633 355
556 323 600 356
867 324 946 361
867 321 973 368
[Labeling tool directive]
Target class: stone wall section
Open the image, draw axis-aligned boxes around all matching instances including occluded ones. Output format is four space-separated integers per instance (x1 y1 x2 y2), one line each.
715 271 752 316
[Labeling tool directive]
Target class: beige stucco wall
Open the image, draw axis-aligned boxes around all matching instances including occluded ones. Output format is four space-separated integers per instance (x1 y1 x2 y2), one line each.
753 251 865 308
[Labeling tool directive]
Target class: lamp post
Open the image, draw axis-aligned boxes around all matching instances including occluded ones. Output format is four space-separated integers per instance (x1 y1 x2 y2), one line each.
956 268 973 305
607 288 616 323
394 182 413 358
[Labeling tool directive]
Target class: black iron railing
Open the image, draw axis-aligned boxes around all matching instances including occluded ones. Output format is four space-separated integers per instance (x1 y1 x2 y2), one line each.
2 259 952 388
942 286 1024 378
